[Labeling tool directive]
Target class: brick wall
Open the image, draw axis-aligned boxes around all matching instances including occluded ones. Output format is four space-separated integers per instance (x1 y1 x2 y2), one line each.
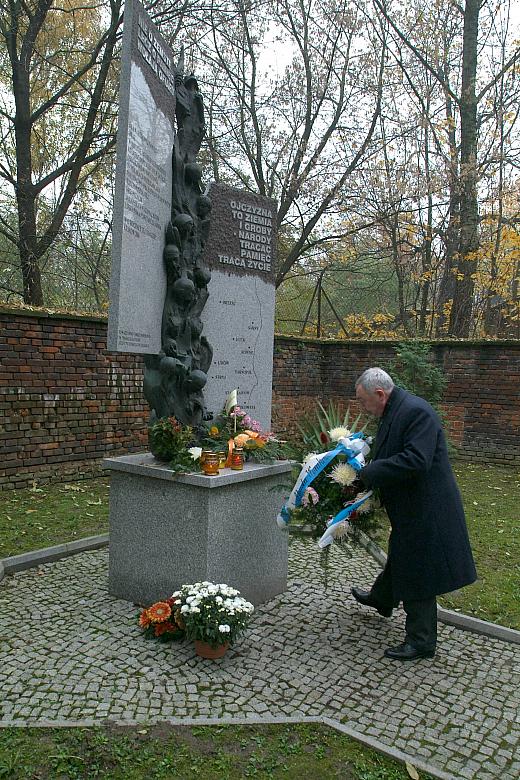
1 309 519 489
272 337 520 464
0 309 147 489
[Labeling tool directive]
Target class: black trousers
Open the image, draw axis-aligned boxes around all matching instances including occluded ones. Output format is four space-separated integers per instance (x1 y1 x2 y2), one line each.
369 558 437 652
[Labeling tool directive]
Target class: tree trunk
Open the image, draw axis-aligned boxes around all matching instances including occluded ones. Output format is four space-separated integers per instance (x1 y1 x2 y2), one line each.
14 92 44 306
448 0 480 337
418 110 433 335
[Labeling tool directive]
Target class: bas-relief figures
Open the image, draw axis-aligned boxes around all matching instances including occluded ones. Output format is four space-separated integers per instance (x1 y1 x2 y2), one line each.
144 57 213 429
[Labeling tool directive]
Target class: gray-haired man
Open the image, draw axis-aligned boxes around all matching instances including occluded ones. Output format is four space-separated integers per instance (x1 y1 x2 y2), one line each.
352 368 477 660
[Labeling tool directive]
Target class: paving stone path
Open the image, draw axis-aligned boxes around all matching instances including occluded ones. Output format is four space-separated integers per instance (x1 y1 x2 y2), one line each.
0 538 518 779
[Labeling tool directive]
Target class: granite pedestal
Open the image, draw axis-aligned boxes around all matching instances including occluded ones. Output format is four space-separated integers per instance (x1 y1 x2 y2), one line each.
104 453 293 606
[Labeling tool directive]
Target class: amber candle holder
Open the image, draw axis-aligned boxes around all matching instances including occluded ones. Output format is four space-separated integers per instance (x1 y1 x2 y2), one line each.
201 451 219 476
230 447 244 470
217 451 227 468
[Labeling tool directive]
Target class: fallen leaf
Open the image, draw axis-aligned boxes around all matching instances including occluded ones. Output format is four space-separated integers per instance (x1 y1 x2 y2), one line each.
25 509 37 514
63 485 85 492
406 762 420 779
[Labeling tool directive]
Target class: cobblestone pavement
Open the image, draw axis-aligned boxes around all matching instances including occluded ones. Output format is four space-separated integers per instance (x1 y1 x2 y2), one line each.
0 539 519 779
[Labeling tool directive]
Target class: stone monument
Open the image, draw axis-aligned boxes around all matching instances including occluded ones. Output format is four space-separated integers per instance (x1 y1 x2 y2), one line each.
107 0 175 355
105 0 290 606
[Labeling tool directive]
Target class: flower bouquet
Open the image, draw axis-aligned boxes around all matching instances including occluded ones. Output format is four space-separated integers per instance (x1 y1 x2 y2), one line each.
174 581 254 655
138 581 255 658
201 405 292 464
281 403 377 545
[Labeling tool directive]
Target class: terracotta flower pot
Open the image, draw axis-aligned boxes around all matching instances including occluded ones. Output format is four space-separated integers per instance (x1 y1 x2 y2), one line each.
194 640 229 659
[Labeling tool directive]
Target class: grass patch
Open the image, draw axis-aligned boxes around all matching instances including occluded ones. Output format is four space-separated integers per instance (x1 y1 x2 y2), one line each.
439 462 520 629
0 478 109 558
0 723 433 779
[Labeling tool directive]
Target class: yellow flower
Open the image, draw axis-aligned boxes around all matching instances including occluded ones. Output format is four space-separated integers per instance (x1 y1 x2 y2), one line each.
356 496 373 514
328 426 351 442
209 426 219 437
234 433 250 446
331 520 350 539
329 462 357 486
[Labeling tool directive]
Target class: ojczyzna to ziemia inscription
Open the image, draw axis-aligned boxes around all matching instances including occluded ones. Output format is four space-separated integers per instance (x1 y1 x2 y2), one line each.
219 199 273 273
201 184 277 430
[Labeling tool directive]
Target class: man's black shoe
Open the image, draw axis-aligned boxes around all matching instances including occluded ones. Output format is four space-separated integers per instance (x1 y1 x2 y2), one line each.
351 587 392 618
384 642 436 661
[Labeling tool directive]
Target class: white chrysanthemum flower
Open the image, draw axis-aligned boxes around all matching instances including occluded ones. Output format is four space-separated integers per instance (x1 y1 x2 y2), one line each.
331 520 350 539
328 426 351 442
218 624 231 633
356 497 373 514
329 462 357 486
180 604 190 613
302 452 318 466
188 446 202 460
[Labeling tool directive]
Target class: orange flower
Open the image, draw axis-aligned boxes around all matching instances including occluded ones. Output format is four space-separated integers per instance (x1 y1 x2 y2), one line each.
154 621 177 636
244 430 260 439
147 601 172 623
139 609 151 628
234 433 250 446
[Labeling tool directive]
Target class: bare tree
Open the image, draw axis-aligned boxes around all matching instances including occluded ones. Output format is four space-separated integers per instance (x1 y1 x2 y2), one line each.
0 0 125 305
373 0 520 336
179 0 387 286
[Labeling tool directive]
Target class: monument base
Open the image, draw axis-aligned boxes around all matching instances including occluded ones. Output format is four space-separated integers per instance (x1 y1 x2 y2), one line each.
104 453 293 606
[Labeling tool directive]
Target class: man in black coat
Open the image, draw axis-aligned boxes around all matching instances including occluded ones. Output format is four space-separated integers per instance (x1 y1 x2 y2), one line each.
352 367 477 661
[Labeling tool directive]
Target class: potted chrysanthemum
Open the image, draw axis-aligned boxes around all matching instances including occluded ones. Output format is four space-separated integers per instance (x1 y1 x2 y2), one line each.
173 581 255 659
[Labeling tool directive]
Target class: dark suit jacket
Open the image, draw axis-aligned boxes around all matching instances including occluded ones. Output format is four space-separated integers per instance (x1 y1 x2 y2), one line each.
359 387 477 601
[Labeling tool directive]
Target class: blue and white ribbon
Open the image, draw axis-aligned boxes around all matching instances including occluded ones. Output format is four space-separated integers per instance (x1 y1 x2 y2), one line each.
317 490 373 548
276 433 371 537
